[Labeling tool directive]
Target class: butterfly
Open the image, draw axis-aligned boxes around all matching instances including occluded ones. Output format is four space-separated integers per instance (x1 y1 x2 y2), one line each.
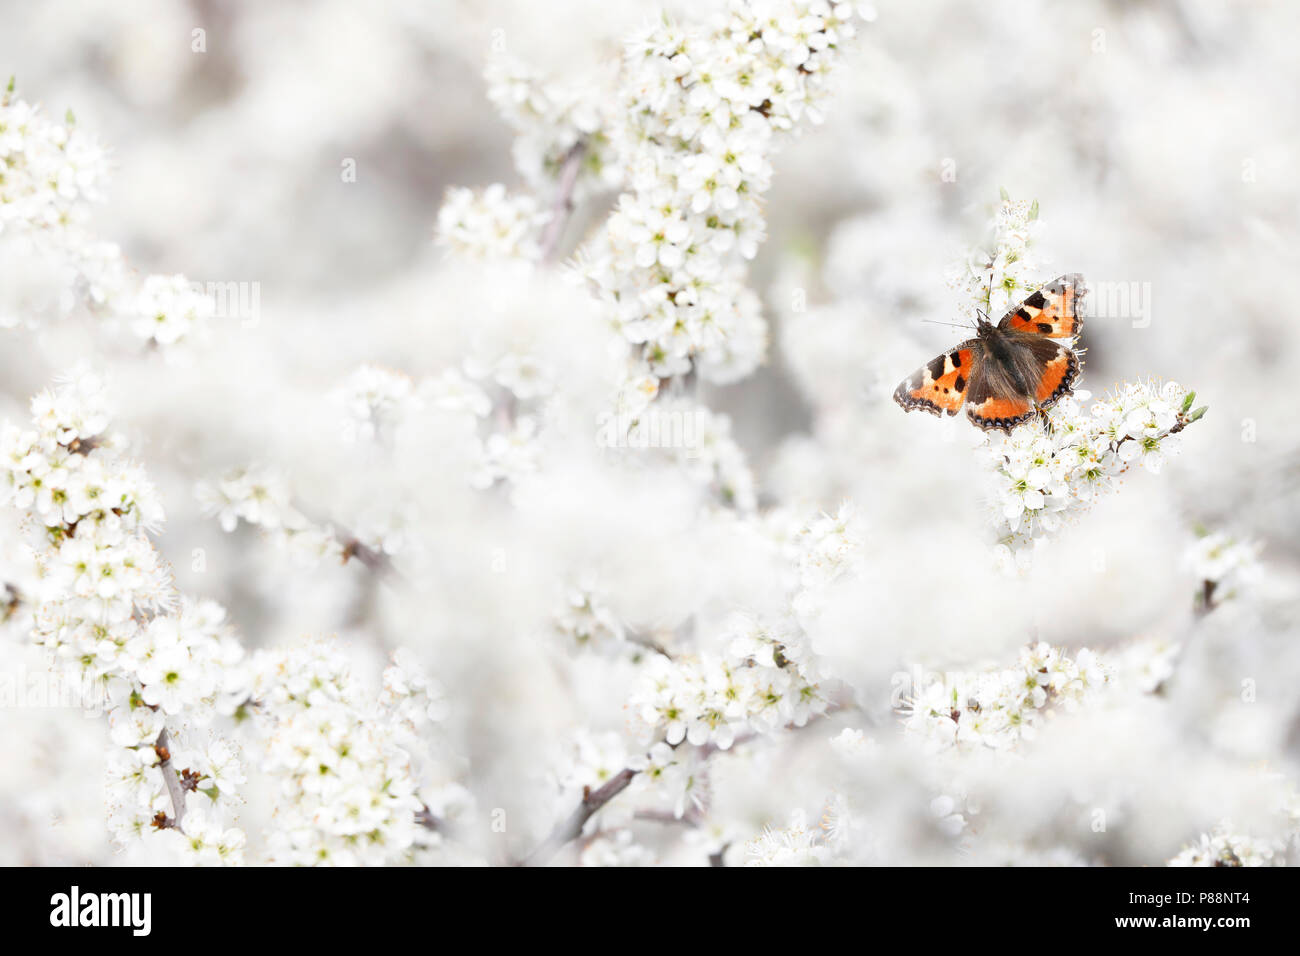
893 274 1088 431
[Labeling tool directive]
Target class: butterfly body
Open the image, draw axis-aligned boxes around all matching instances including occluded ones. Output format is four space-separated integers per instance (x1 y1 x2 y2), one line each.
894 274 1087 432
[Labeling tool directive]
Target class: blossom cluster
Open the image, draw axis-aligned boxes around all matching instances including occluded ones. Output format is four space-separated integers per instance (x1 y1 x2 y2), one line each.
0 371 248 861
446 8 864 513
132 272 218 348
580 829 657 867
947 195 1045 320
484 54 621 200
629 616 830 752
626 503 862 754
578 1 861 387
198 351 560 566
197 465 350 565
0 85 214 345
246 640 442 865
1104 635 1182 695
540 503 863 852
552 730 704 839
379 648 450 728
0 84 109 236
1183 529 1262 610
435 184 548 262
745 818 832 866
904 642 1108 752
785 502 866 618
746 641 1119 865
982 383 1206 567
1167 826 1285 867
4 371 459 864
104 731 248 864
551 578 626 653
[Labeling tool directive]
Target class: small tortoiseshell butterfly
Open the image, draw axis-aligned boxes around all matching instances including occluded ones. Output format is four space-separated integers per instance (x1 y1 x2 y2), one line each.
894 274 1088 432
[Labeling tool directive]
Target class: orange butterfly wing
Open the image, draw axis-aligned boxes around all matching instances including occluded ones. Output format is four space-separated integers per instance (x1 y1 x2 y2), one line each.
893 343 978 418
1031 340 1080 407
965 394 1036 431
997 274 1086 339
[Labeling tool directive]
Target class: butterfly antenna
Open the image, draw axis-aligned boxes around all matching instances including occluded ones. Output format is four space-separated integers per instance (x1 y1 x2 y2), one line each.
920 319 976 331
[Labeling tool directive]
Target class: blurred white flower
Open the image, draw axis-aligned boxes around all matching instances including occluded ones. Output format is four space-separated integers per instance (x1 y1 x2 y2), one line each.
436 184 548 261
132 273 216 347
1168 826 1284 867
745 819 832 866
1183 530 1262 609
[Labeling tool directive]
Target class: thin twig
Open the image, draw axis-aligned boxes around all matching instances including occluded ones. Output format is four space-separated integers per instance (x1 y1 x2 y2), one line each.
340 535 393 575
1112 415 1192 455
634 808 703 827
1 583 19 622
522 767 637 866
415 804 445 832
626 631 674 659
286 501 401 581
539 140 588 263
1152 577 1221 695
521 699 848 865
1195 578 1219 617
154 728 188 833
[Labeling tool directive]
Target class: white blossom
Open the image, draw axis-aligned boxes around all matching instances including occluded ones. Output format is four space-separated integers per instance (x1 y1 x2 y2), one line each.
436 184 548 261
904 643 1108 752
1168 826 1285 867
